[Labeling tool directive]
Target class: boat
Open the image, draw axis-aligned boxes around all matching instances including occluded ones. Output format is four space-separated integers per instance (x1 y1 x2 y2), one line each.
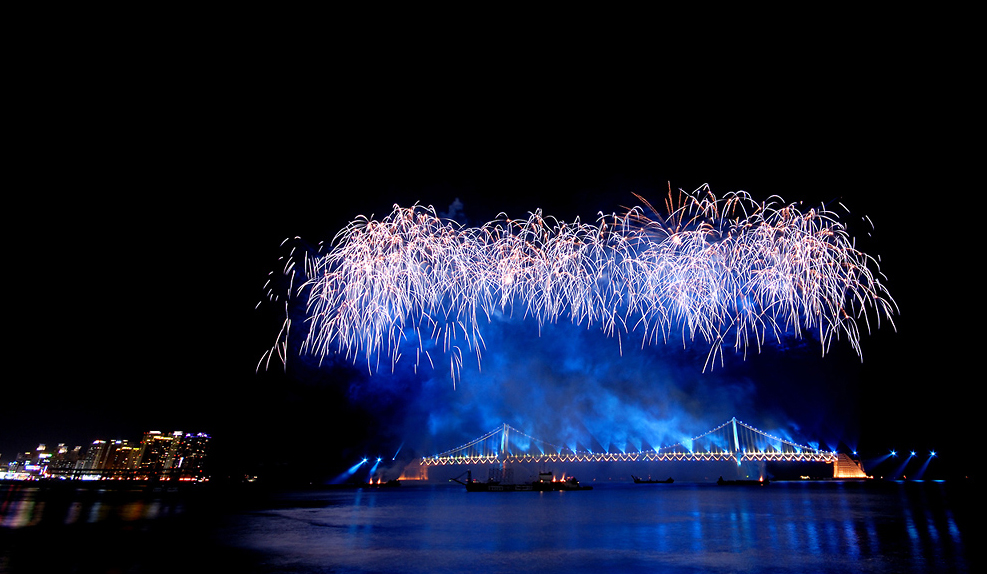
452 470 592 492
632 476 674 484
716 476 769 486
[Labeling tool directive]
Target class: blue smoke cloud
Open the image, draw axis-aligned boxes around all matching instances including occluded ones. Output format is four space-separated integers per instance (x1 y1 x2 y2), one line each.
299 307 859 477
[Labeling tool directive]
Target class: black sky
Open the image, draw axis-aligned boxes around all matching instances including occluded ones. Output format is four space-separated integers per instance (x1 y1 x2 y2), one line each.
3 20 975 481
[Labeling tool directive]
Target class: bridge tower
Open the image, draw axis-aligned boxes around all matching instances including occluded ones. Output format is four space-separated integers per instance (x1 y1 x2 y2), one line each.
500 423 509 460
731 417 741 456
495 423 513 482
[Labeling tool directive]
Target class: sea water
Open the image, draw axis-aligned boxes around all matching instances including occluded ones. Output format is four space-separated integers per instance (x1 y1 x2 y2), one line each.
0 480 973 573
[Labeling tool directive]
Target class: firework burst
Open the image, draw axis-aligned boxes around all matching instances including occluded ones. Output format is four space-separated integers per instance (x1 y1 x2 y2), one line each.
259 185 897 380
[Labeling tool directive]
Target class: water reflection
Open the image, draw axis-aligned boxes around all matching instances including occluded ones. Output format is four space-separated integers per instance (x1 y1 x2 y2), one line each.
1 482 237 574
219 481 969 573
1 483 186 528
1 480 971 573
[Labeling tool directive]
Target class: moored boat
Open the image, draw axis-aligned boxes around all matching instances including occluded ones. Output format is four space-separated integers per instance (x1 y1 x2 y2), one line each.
453 470 592 492
631 476 674 484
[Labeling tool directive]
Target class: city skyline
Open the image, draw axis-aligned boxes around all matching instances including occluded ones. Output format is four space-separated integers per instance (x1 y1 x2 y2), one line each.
2 429 211 482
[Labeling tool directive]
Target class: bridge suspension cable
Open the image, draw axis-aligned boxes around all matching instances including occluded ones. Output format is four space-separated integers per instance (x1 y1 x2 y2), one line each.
421 417 837 466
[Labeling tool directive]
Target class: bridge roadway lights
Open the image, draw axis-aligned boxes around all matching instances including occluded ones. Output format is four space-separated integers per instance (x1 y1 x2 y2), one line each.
421 451 838 466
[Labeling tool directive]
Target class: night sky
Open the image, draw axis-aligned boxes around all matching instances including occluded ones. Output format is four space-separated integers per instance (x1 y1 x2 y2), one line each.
4 23 974 483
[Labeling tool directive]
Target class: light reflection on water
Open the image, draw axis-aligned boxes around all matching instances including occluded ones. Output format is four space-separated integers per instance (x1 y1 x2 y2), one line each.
0 480 972 573
214 480 969 574
0 484 182 529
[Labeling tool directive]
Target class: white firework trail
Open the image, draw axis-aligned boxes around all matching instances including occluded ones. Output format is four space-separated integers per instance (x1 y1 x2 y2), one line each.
258 185 898 379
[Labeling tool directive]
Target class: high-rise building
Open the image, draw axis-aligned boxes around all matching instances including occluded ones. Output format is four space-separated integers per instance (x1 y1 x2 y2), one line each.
136 431 175 477
135 431 212 480
79 440 111 471
173 433 211 480
105 440 137 473
49 444 81 472
71 440 140 477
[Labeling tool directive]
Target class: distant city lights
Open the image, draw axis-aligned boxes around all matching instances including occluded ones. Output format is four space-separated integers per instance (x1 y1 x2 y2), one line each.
2 431 211 482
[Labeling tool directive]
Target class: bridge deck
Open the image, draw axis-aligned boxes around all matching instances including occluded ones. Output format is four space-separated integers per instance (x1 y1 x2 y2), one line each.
422 451 837 466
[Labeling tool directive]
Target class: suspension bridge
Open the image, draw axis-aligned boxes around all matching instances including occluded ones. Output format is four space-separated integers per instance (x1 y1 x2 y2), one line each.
421 417 867 478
